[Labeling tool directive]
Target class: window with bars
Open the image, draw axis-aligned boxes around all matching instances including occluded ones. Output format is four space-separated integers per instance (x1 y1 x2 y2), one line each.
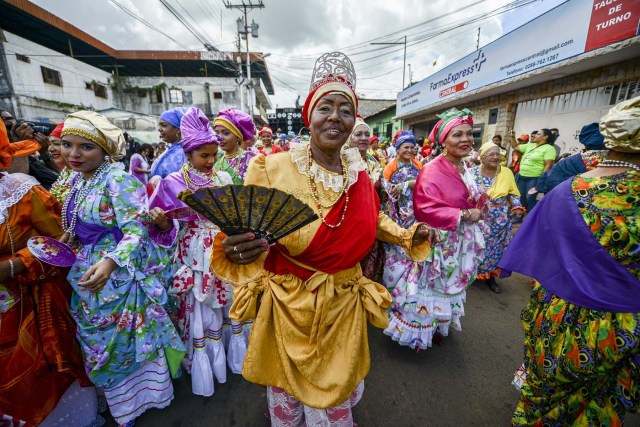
41 66 62 87
169 89 183 103
151 89 163 103
488 108 498 124
386 123 393 140
93 83 107 99
606 81 639 105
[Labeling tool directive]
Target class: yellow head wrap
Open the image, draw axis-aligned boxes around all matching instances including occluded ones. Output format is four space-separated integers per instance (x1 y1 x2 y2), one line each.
600 95 640 153
478 141 500 158
478 141 520 199
212 117 243 142
61 111 126 160
350 117 369 139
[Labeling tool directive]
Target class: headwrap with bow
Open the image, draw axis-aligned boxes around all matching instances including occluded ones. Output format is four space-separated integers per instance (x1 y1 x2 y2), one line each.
428 107 474 146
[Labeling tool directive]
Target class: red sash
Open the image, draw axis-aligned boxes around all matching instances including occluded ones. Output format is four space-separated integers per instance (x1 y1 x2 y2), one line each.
265 171 378 281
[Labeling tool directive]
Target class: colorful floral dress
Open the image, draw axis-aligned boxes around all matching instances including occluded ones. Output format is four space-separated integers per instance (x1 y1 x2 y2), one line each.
471 167 522 279
512 171 640 426
381 162 422 309
66 166 185 424
385 163 487 350
149 167 247 397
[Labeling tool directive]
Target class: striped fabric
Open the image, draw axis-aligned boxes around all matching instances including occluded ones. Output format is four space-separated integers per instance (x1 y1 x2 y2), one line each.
103 350 174 424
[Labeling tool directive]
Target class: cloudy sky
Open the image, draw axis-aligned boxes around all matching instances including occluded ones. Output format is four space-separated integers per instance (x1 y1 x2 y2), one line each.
31 0 566 109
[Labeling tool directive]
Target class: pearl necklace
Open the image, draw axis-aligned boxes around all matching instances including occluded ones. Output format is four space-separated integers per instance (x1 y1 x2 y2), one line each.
599 159 640 173
62 162 111 241
305 146 349 229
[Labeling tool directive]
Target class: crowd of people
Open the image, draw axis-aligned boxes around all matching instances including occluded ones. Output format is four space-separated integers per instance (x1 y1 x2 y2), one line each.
0 51 638 427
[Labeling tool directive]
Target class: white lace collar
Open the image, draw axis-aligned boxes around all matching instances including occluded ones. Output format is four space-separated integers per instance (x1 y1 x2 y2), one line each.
0 173 40 224
289 142 366 192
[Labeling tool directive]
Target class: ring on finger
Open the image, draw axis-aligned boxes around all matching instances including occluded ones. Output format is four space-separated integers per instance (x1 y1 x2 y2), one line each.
233 246 239 253
239 252 244 260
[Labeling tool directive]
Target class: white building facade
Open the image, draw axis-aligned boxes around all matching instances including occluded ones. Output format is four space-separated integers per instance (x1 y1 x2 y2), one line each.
1 31 112 122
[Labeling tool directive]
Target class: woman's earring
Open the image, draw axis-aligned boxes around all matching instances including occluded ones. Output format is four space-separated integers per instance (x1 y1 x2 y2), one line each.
104 155 110 161
442 147 448 156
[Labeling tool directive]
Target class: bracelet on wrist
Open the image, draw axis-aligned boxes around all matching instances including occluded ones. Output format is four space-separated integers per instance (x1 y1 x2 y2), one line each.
9 259 15 278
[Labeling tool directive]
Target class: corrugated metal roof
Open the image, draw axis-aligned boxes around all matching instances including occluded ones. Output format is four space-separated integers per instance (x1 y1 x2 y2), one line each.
0 0 275 94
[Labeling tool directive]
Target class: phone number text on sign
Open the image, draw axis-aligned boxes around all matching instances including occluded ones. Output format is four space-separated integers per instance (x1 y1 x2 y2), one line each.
524 54 560 71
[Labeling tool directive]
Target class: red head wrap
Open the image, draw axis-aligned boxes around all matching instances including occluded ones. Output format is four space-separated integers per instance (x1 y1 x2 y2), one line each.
302 76 358 128
49 122 64 139
258 126 273 136
428 107 474 146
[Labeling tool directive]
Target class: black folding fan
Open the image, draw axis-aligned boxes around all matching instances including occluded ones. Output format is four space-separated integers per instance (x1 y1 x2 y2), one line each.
178 184 319 244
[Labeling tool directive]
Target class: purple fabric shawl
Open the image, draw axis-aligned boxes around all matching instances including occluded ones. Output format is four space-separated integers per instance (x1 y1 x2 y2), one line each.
66 180 123 249
499 178 640 312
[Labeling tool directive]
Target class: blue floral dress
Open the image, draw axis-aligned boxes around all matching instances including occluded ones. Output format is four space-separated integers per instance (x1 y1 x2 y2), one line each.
67 166 185 424
471 167 522 278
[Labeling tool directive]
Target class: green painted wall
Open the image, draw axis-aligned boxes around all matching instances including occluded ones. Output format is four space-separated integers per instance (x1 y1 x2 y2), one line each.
365 107 402 143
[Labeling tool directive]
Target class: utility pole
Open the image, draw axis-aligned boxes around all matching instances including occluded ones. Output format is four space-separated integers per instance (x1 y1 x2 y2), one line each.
235 34 245 111
371 35 407 89
225 0 264 116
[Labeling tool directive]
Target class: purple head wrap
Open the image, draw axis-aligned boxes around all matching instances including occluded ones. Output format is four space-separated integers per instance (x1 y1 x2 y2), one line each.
180 107 220 153
160 107 188 128
395 130 417 151
213 108 256 142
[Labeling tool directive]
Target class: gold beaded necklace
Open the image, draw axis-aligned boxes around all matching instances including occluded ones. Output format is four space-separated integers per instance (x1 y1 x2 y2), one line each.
305 145 350 229
224 147 244 160
181 163 220 228
223 148 244 176
181 163 219 190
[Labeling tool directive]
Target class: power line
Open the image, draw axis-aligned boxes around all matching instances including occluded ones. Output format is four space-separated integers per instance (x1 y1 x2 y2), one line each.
108 0 194 50
173 0 220 49
266 0 538 64
266 0 490 61
157 0 215 50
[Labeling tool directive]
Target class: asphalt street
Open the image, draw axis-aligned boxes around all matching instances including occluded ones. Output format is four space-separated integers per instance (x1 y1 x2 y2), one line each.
109 269 640 427
128 272 541 427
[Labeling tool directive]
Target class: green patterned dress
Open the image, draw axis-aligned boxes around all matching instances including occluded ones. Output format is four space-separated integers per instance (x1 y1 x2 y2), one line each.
513 171 640 426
